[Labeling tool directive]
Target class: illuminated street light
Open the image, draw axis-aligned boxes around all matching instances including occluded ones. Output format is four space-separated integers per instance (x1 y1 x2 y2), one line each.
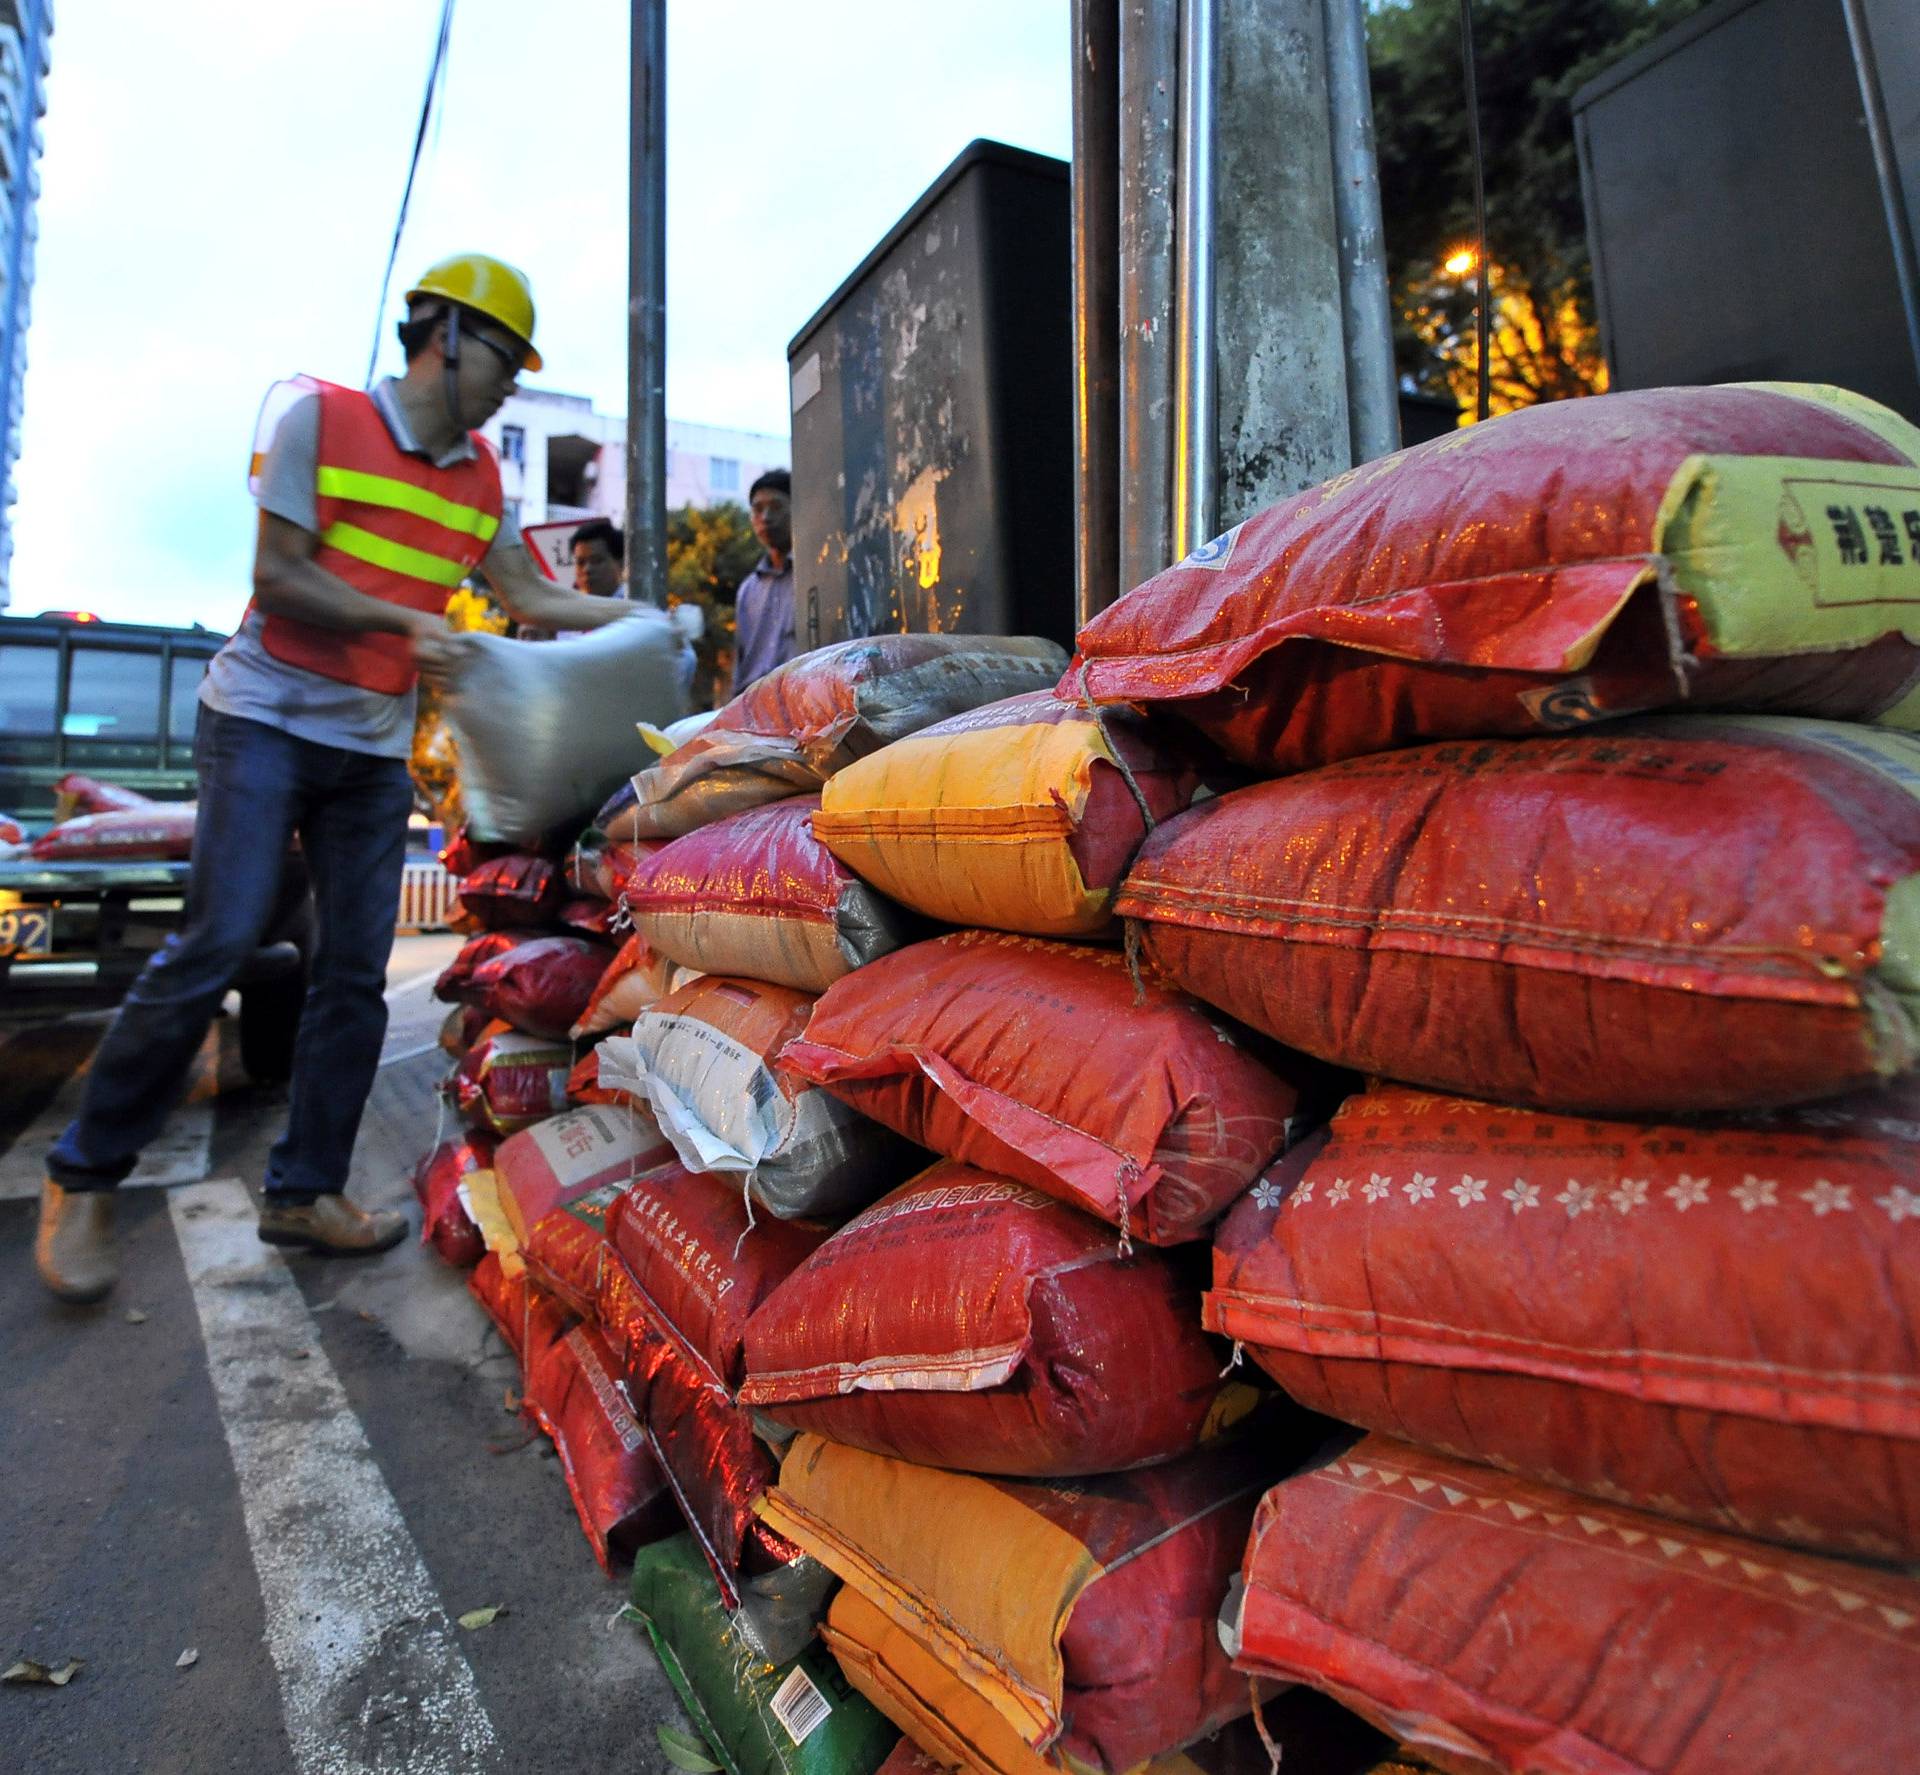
1443 247 1478 277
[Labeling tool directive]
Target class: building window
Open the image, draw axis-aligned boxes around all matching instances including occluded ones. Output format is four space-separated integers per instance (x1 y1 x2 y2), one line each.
710 456 739 495
500 424 526 465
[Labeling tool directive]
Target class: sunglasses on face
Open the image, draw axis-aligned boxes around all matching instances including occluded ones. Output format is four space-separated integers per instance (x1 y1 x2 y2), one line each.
464 329 523 374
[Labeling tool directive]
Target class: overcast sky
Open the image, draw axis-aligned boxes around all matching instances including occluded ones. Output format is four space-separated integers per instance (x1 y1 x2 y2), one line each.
14 1 1070 630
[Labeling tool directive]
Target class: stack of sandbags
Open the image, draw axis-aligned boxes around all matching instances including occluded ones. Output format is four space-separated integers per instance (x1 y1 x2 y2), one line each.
630 660 1332 1768
417 640 1086 1631
1056 381 1920 1772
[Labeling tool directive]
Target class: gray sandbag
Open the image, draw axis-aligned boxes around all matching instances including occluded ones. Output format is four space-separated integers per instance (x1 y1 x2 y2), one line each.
444 611 690 845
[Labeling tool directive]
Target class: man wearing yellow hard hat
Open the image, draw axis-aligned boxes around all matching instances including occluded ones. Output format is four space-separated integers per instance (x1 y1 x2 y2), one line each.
35 254 628 1302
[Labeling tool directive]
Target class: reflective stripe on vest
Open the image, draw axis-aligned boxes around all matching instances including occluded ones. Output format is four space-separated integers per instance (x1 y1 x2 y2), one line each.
319 519 476 588
313 465 502 543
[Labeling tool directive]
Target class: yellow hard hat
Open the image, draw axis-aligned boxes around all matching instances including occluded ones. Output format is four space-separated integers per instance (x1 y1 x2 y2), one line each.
406 252 543 371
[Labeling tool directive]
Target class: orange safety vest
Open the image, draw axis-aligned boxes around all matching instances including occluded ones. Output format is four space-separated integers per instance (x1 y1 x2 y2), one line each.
254 378 503 696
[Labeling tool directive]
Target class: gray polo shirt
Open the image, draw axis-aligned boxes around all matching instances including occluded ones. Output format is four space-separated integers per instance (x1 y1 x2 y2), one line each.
199 378 521 758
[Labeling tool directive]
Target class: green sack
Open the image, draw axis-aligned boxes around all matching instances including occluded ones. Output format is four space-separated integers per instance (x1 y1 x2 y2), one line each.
630 1534 897 1775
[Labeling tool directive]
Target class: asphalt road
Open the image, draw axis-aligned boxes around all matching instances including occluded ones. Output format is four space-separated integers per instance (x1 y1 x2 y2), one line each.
0 934 693 1774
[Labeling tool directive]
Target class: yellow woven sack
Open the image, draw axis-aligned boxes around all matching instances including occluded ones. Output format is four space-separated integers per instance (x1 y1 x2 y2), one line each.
813 691 1197 937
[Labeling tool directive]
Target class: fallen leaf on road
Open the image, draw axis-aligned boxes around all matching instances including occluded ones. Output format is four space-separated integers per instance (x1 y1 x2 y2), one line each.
657 1724 722 1772
457 1606 507 1631
176 1649 199 1669
501 1388 521 1413
124 1309 148 1324
4 1659 83 1687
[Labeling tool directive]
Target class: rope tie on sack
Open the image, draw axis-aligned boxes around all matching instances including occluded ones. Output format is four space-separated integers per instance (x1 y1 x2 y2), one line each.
609 890 634 936
1219 1338 1246 1380
1076 664 1156 1009
431 1062 452 1157
1114 1162 1138 1260
734 1175 759 1260
1122 916 1149 1008
1075 661 1158 835
1249 1676 1283 1775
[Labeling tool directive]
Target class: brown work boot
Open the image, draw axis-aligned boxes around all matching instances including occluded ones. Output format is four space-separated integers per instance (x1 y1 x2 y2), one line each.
35 1181 119 1304
257 1193 408 1256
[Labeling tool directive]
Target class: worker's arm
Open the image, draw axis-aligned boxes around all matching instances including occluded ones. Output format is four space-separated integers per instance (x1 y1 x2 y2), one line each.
251 510 471 688
477 541 637 632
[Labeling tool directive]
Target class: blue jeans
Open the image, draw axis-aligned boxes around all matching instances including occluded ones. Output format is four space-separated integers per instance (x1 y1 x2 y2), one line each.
48 708 414 1201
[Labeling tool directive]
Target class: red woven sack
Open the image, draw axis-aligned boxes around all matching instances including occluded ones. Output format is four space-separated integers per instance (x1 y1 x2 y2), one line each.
1208 1083 1920 1561
621 797 914 992
566 1047 626 1107
410 1131 497 1268
605 1161 831 1394
569 931 685 1039
457 852 562 929
784 931 1306 1243
739 1160 1240 1476
1120 717 1920 1115
1073 383 1920 773
32 803 195 862
445 1027 572 1136
440 827 516 879
643 1340 796 1605
52 773 150 817
467 1251 531 1358
434 931 521 1004
495 1103 672 1246
521 1169 648 1319
522 1316 677 1571
439 1004 490 1058
1233 1437 1920 1775
557 895 619 940
594 1247 662 1378
467 936 610 1041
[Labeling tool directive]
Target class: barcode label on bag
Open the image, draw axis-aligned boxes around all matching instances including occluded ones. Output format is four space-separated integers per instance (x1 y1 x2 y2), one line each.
769 1665 830 1745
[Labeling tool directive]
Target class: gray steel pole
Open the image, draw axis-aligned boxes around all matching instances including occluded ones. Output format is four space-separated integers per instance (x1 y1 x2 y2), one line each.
1841 0 1920 393
1171 0 1218 557
1118 0 1179 591
1211 0 1352 519
1323 0 1400 462
625 0 668 607
1071 0 1121 630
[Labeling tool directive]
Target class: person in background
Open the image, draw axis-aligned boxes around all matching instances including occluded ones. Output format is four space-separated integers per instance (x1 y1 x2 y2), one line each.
35 253 634 1304
733 468 794 690
570 517 628 600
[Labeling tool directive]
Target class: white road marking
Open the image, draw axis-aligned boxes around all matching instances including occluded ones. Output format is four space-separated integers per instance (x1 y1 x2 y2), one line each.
0 1035 216 1202
171 1180 501 1775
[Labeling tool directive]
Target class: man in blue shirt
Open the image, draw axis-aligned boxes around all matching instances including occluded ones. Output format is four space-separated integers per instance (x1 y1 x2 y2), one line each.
732 469 795 691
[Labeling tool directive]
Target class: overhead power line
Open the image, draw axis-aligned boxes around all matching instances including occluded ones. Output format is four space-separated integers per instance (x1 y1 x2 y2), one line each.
366 0 458 389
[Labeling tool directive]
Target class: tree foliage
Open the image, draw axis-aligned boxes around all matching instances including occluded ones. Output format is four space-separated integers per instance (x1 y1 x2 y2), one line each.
666 499 763 706
1368 0 1711 413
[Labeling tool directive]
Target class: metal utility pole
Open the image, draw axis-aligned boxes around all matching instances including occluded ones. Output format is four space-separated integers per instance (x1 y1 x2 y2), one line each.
625 0 668 607
1070 1 1122 629
1073 0 1397 619
1117 0 1179 597
1841 0 1920 392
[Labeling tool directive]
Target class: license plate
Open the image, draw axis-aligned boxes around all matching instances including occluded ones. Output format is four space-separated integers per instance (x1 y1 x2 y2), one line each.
0 906 53 956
